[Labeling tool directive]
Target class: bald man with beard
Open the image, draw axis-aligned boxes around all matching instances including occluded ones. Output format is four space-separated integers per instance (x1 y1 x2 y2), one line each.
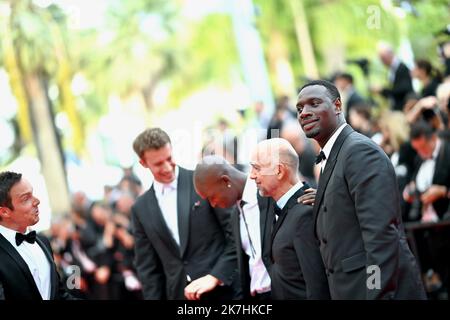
249 138 330 299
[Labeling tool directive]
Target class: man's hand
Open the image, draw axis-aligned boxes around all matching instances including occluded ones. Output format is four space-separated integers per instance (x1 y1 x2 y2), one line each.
421 185 448 205
298 188 317 206
184 275 221 300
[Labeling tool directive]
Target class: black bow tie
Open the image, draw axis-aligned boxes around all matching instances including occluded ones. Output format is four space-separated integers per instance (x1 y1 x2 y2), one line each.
15 231 37 246
273 204 284 217
315 151 326 164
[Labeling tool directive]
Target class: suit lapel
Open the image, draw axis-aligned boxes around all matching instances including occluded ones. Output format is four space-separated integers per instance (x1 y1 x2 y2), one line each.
0 233 42 299
146 187 181 256
271 185 309 243
177 167 191 258
35 236 57 299
312 125 353 231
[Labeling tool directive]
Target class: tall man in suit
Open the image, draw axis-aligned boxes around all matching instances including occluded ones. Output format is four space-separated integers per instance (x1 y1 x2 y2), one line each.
373 43 414 111
296 80 426 299
194 155 272 300
249 138 330 300
131 128 237 300
0 171 75 300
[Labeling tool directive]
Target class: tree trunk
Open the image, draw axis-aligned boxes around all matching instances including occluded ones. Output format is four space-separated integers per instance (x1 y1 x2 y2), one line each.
290 0 319 79
24 72 71 217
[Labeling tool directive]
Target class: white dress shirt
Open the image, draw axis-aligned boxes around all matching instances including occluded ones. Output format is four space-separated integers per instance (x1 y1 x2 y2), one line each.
276 181 304 211
319 123 348 172
416 139 441 221
238 178 271 295
0 224 51 299
153 166 180 246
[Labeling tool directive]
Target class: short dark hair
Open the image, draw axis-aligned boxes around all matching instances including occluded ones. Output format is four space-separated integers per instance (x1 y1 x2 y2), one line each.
132 128 171 158
334 72 354 84
299 80 341 101
410 121 435 140
0 171 22 210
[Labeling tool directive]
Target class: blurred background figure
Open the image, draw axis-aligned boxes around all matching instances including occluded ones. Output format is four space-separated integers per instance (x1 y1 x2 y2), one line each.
411 59 443 98
372 42 414 111
333 72 367 122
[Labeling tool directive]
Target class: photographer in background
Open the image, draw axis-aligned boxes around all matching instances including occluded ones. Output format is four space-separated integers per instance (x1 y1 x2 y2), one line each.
403 121 450 222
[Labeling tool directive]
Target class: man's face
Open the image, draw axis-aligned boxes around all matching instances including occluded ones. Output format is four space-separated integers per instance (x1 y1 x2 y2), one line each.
297 85 341 147
411 136 436 160
379 51 393 67
194 175 237 209
139 143 176 184
2 178 40 230
249 149 279 198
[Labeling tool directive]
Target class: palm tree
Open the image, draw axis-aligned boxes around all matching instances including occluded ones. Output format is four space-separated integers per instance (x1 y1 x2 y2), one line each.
0 0 71 216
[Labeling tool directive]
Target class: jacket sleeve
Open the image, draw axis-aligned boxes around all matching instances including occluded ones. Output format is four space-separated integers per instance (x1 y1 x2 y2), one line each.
345 141 402 299
293 206 331 300
130 205 166 299
208 205 238 287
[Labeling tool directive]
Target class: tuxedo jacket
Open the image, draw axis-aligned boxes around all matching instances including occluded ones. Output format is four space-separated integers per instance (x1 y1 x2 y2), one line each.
313 124 426 299
381 62 414 111
411 139 450 218
231 193 273 299
0 233 74 300
131 167 238 300
270 186 330 300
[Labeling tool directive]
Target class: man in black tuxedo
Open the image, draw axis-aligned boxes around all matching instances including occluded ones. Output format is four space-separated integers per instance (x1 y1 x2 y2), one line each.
194 155 273 300
373 43 414 111
404 121 450 220
130 128 237 300
296 80 426 299
249 138 330 300
0 171 75 300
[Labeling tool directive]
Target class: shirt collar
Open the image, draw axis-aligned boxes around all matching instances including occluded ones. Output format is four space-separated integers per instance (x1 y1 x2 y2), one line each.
0 224 33 247
276 180 304 210
321 123 348 161
153 165 179 195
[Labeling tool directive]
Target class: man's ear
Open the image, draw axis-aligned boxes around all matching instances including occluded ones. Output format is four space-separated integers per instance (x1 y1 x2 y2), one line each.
221 175 231 187
138 158 148 168
334 98 342 114
0 207 11 219
277 164 286 180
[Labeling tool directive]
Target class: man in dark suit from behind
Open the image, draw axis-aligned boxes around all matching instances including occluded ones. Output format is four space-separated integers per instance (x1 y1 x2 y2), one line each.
0 171 75 300
194 155 273 300
249 138 330 300
297 79 426 299
130 128 237 300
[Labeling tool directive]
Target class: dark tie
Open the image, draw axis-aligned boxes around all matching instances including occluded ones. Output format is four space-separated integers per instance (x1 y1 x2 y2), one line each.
15 231 37 246
239 200 257 259
273 203 283 218
272 203 284 228
315 150 326 164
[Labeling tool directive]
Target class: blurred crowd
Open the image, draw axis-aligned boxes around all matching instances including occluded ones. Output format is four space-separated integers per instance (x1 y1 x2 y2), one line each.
45 41 450 299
